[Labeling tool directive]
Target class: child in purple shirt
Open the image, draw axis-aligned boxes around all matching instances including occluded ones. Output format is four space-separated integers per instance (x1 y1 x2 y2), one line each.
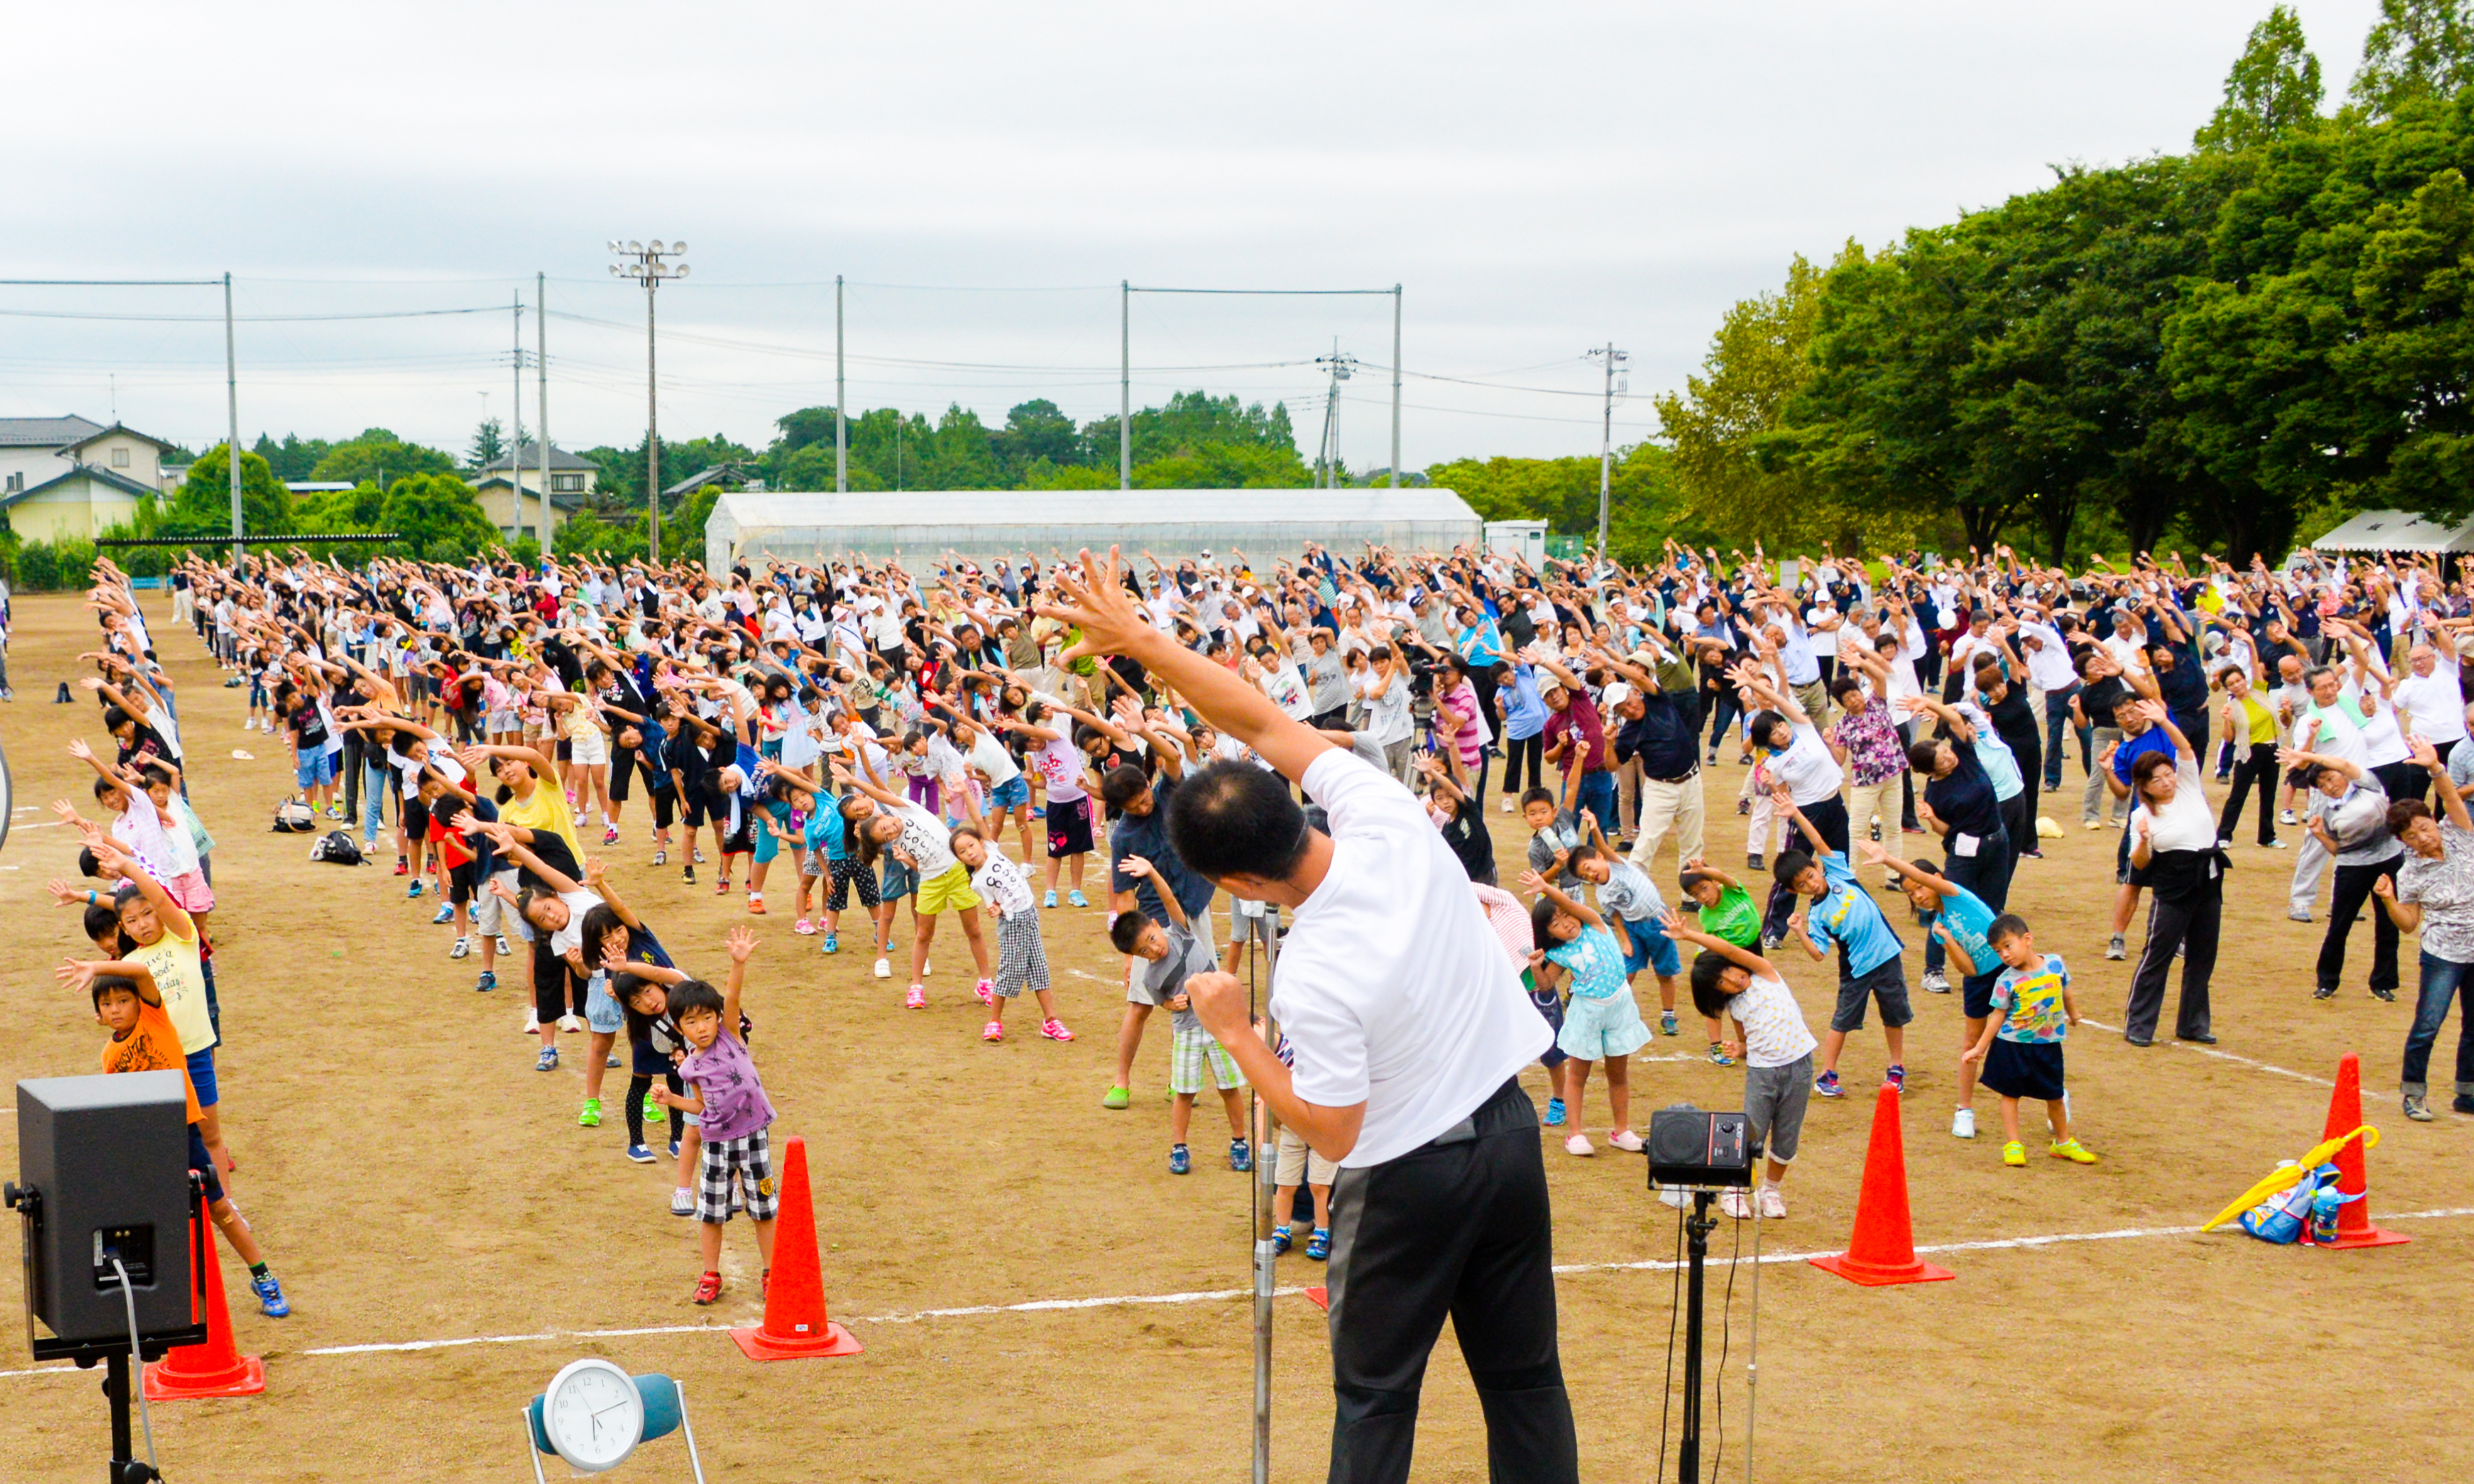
653 925 778 1305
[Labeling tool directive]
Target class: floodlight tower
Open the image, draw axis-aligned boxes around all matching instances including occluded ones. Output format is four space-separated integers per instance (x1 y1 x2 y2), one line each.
610 239 689 562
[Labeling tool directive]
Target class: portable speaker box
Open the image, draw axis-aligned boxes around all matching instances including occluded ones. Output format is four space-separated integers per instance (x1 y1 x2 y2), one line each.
1646 1104 1758 1189
15 1072 194 1346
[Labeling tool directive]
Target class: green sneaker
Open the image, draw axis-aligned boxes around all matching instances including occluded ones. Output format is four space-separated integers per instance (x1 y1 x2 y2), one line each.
643 1095 666 1126
1102 1085 1130 1110
577 1097 603 1128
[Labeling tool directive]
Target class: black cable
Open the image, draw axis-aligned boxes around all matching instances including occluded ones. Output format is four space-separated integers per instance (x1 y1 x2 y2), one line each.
1709 1210 1743 1483
1655 1201 1683 1484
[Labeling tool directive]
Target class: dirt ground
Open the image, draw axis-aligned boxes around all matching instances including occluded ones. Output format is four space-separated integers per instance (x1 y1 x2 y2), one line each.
0 589 2467 1483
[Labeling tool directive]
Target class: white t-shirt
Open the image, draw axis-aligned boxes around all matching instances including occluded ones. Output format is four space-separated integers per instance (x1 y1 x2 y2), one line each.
2395 670 2470 744
1273 749 1549 1168
970 846 1036 917
1766 721 1845 806
1361 668 1414 745
1729 974 1818 1069
960 728 1022 788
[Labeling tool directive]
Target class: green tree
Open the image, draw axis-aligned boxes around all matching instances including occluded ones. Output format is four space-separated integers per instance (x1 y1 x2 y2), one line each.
990 399 1083 480
1132 440 1311 489
466 417 506 469
251 432 332 484
2349 0 2474 117
378 472 497 560
2197 5 2324 151
295 481 385 533
163 444 293 536
1424 445 1685 559
310 428 457 488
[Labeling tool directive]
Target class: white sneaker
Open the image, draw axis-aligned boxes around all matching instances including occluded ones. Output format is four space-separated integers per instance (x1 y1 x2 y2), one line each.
921 958 933 978
448 936 471 960
1719 1188 1752 1219
494 935 512 956
557 1013 586 1034
1951 1108 1977 1140
1500 796 1514 814
1606 1128 1645 1153
873 956 892 979
523 1010 540 1035
1564 1133 1596 1157
1757 1186 1787 1219
669 1188 694 1217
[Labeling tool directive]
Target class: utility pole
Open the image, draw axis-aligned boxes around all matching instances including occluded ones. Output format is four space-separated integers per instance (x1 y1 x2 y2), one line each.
610 240 689 563
1315 342 1355 489
1119 280 1131 490
1588 342 1628 555
512 292 525 548
1389 285 1403 488
537 270 552 554
835 274 847 494
223 272 240 561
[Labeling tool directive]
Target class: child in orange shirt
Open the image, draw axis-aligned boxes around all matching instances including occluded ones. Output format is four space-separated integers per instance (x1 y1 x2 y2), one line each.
61 956 290 1318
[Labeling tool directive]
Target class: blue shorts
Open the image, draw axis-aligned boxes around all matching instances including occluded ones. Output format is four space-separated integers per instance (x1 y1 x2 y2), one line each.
752 825 780 866
881 856 918 900
184 1046 219 1110
989 775 1031 810
295 750 336 789
584 973 626 1034
187 1125 224 1206
1620 915 1682 979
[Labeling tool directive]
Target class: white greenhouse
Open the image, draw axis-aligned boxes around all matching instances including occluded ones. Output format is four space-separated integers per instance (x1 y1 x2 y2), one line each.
701 488 1485 572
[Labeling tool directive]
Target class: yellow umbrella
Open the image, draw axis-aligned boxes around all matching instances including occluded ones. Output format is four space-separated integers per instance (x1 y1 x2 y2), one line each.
2200 1126 2380 1233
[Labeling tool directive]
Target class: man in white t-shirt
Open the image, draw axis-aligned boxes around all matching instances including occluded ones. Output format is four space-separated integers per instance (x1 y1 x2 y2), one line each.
1037 547 1576 1484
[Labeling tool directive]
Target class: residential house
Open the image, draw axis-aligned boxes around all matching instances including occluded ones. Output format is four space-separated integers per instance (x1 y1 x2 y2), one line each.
0 415 183 542
470 440 596 535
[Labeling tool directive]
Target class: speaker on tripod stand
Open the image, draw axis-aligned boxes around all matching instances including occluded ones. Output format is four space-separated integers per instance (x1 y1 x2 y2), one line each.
1646 1103 1758 1484
6 1071 207 1484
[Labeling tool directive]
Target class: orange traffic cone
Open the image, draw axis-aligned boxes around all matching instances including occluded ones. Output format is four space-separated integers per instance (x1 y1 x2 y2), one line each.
731 1136 863 1361
146 1219 266 1400
2316 1053 2410 1250
1304 1286 1328 1312
1810 1084 1956 1287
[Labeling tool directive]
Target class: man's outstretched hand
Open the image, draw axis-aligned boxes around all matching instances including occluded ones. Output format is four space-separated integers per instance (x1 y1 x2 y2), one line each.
1036 546 1155 666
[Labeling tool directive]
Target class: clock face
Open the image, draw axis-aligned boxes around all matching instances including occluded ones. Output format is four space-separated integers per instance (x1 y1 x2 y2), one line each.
544 1360 642 1472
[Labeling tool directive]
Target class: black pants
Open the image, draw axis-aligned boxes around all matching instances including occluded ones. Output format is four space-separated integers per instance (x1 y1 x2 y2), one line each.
2126 879 2219 1040
2320 858 2402 993
1325 1079 1575 1484
340 730 366 820
624 1070 687 1146
1763 795 1851 940
609 740 638 803
1501 734 1543 797
2219 742 2280 846
2373 760 2429 809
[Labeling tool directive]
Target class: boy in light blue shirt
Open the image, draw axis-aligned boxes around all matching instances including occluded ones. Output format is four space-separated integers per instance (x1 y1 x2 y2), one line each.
1773 792 1912 1101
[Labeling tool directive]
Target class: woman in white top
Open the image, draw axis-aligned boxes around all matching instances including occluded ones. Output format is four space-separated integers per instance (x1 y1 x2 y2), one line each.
2123 717 2221 1045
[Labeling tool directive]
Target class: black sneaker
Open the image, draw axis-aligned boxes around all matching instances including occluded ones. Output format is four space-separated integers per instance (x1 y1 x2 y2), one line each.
2454 1094 2474 1115
2313 985 2336 1001
683 863 696 885
2371 986 2397 1002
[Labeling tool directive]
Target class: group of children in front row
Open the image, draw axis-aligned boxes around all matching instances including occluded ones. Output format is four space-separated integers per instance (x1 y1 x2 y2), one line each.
1515 781 2098 1214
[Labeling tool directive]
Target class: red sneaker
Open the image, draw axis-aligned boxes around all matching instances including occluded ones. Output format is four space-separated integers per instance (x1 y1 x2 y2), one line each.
691 1270 722 1306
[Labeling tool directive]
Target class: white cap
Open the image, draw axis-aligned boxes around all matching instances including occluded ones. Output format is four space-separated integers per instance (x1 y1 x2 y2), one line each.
1602 682 1634 707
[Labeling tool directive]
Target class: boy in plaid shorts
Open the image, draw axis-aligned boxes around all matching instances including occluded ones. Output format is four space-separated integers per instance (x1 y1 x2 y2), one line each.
650 925 779 1306
1111 854 1250 1176
953 821 1073 1044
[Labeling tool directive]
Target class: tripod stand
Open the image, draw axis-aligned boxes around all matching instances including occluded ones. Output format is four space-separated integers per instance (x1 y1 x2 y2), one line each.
1675 1187 1718 1484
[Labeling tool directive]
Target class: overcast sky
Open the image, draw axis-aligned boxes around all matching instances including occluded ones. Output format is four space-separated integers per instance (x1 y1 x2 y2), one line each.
4 1 2388 477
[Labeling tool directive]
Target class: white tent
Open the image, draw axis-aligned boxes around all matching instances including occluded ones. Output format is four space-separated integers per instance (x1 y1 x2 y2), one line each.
703 488 1486 572
2307 508 2474 554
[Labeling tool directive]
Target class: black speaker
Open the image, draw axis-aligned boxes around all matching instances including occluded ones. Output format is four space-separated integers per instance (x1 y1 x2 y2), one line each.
1646 1103 1758 1189
14 1072 194 1346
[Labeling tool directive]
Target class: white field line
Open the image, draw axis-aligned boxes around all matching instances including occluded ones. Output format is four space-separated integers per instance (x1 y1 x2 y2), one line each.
2076 1018 2396 1099
0 1207 2455 1377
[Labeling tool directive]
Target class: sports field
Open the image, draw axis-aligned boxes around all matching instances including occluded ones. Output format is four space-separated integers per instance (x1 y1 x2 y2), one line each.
1 589 2468 1483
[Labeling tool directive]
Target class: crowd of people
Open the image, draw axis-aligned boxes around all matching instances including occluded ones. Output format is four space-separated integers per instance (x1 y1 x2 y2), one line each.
38 533 2474 1326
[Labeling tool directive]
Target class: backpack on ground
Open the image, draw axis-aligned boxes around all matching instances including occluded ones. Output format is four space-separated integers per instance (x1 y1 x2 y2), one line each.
309 829 364 865
272 799 316 833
